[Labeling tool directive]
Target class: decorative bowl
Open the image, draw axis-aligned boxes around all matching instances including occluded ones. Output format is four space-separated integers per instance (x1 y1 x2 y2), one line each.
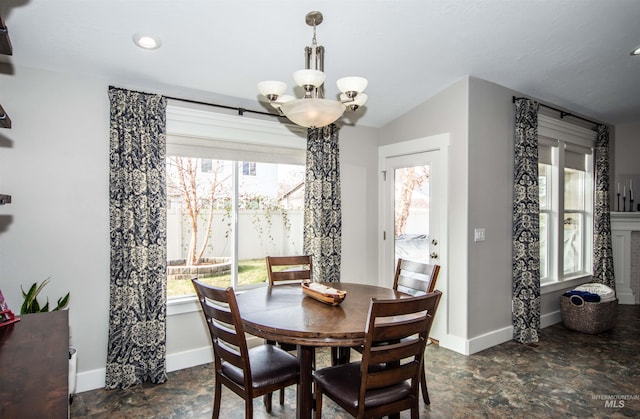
301 281 347 306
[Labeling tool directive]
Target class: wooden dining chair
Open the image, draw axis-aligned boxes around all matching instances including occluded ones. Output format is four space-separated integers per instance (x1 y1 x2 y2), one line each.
393 258 440 405
394 258 440 296
265 255 312 286
191 279 299 418
265 255 312 353
313 291 442 419
350 258 441 404
265 256 312 348
264 255 312 403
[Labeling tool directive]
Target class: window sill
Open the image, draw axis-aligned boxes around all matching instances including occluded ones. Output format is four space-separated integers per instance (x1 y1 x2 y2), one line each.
541 275 593 295
166 284 267 316
167 295 200 316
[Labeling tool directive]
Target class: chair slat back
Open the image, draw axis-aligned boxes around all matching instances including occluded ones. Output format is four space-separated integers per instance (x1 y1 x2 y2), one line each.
192 279 250 376
360 291 442 395
266 255 312 286
393 258 440 295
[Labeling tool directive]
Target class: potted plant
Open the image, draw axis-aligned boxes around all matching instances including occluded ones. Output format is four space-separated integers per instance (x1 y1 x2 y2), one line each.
20 277 69 314
20 278 76 402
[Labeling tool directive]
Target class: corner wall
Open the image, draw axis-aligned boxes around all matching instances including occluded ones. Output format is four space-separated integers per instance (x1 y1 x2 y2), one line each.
0 66 111 383
379 77 470 348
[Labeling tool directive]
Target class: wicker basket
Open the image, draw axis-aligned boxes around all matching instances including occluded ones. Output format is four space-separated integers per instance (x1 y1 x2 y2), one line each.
560 295 618 334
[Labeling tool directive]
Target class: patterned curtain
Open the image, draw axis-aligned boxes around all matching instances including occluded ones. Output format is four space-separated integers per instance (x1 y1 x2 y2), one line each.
593 125 615 289
303 124 341 283
106 87 168 389
512 98 541 344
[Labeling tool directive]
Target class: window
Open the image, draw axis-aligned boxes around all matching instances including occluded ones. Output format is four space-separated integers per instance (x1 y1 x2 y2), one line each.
538 115 595 285
241 161 256 176
201 158 213 173
165 104 307 298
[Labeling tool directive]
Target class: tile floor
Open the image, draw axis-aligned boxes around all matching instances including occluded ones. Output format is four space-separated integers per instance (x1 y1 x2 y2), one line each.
71 305 640 418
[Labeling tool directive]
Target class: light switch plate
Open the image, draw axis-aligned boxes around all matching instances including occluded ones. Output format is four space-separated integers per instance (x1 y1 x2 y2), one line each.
474 228 485 242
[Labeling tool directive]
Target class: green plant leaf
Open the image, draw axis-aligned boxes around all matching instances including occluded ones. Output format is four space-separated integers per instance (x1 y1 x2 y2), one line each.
53 293 70 311
18 277 65 314
20 282 39 314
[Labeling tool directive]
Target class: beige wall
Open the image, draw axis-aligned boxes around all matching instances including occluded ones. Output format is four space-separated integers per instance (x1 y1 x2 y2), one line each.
613 122 640 212
614 122 640 175
467 77 518 337
0 66 111 380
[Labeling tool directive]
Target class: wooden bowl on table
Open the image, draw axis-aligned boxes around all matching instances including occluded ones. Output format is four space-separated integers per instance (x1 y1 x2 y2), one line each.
301 281 347 306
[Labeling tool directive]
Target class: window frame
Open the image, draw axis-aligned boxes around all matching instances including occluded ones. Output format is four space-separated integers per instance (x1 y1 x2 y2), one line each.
165 102 307 303
537 114 596 292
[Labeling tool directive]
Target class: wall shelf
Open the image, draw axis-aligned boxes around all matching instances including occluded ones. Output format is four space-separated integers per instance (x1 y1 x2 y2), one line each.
0 104 11 128
0 14 12 55
0 13 12 129
1 12 12 204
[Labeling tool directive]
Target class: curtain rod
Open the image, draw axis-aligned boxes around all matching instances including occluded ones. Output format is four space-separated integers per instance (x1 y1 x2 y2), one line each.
512 96 600 130
164 95 287 119
108 85 285 119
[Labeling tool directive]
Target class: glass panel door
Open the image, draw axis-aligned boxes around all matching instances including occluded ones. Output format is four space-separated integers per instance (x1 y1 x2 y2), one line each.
393 164 431 264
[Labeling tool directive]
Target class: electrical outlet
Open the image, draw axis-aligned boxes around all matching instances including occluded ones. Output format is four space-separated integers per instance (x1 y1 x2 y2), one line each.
474 228 485 242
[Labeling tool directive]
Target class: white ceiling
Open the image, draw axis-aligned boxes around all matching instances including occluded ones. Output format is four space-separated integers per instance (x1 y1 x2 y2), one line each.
2 0 639 128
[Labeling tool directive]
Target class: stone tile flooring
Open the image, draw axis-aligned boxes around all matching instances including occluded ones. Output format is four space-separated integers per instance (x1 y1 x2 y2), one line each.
71 305 639 418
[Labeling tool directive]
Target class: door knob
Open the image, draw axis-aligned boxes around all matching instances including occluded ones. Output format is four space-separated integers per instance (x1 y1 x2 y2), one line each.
430 252 439 259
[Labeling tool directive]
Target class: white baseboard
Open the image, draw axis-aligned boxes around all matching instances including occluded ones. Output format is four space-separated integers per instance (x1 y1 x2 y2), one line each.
438 334 469 355
541 309 562 328
76 337 263 393
76 368 106 393
439 312 563 357
439 328 512 356
166 346 213 372
466 325 513 355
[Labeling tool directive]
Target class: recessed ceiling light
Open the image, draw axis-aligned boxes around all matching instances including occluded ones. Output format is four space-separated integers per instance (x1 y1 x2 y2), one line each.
133 34 161 50
630 45 640 56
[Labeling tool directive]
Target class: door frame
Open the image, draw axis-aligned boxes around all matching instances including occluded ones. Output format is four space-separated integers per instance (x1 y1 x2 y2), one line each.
378 133 450 340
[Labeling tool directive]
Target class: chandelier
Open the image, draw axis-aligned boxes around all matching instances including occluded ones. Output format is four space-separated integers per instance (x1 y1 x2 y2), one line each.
257 11 368 128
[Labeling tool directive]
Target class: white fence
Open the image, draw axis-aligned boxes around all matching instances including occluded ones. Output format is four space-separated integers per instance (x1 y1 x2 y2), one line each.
167 208 304 261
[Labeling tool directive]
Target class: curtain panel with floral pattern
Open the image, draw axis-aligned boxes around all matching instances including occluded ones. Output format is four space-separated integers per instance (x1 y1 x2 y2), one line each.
512 98 541 344
593 125 615 289
106 87 168 389
303 124 342 283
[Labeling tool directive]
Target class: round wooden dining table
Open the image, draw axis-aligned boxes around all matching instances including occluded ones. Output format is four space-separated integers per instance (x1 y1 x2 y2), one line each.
235 282 410 419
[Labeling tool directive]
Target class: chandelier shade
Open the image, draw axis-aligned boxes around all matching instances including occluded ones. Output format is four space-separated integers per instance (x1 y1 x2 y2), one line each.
258 11 368 128
340 92 368 111
257 81 287 101
337 77 368 97
293 69 326 90
281 98 346 128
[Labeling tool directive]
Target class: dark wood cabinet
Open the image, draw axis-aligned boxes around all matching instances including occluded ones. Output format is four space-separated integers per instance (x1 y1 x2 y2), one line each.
0 310 70 418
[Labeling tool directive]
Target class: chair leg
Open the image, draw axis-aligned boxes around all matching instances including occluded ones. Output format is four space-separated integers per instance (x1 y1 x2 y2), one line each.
420 366 430 405
245 398 253 419
212 378 222 418
263 392 273 413
280 387 285 405
330 347 350 365
314 384 323 419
